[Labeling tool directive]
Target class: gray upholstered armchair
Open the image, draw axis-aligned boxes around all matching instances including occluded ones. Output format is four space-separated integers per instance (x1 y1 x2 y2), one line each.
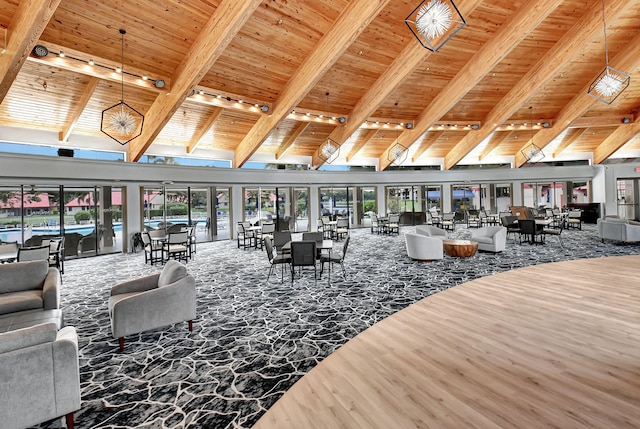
108 260 196 350
0 322 81 429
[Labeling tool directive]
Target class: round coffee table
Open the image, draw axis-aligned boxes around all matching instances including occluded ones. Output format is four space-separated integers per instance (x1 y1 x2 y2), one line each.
442 239 478 258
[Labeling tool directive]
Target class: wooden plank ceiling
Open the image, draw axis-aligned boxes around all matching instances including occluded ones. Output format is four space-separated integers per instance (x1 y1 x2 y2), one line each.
0 0 639 169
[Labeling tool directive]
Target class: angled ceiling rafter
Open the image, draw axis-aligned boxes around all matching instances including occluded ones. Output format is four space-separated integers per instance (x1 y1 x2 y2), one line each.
513 30 640 167
412 130 445 162
478 130 512 160
553 128 586 158
59 76 99 142
186 107 224 154
276 121 310 160
346 128 379 162
594 117 640 164
378 0 565 171
128 0 262 162
233 0 391 168
445 0 630 170
0 0 61 104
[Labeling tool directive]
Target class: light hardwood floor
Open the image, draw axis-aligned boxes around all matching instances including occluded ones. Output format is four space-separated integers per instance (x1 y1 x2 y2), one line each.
253 255 640 429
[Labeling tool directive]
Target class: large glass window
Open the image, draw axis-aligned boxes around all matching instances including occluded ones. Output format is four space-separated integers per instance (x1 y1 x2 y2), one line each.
213 187 230 240
293 188 309 232
319 187 352 223
243 187 294 231
0 185 122 256
359 187 377 228
523 182 567 209
452 184 476 212
616 179 636 220
424 185 442 213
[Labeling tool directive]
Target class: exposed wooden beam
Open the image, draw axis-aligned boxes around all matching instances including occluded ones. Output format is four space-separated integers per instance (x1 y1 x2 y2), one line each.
593 121 640 165
346 129 378 162
379 0 563 171
0 0 61 104
59 77 99 142
235 0 390 168
276 122 309 160
553 128 586 158
186 107 223 154
28 41 167 94
443 0 629 170
412 131 445 162
312 0 485 169
129 0 261 162
478 131 512 161
514 30 640 167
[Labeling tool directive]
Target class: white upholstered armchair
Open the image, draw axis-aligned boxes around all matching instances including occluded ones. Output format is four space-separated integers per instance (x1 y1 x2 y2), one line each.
0 322 81 429
405 232 443 261
109 260 196 350
470 226 507 252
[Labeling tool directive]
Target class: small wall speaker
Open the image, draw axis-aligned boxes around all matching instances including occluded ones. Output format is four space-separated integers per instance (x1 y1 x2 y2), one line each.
57 148 74 157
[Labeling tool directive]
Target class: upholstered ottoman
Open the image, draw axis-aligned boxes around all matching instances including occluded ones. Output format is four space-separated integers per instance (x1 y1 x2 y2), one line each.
0 309 64 333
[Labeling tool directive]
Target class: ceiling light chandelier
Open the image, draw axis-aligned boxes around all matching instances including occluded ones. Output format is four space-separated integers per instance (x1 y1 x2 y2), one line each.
101 29 144 145
587 0 630 104
388 103 408 166
317 93 341 164
521 106 545 164
405 0 466 53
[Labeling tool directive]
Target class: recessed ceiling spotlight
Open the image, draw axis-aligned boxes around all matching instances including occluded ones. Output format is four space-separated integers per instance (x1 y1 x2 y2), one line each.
622 117 631 124
338 117 346 123
154 79 165 89
58 50 65 57
141 74 147 80
32 45 49 57
88 59 95 66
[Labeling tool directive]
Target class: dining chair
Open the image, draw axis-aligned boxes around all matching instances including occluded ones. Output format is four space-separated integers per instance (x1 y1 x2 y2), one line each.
265 237 291 282
370 214 382 234
334 218 349 240
441 213 456 231
542 222 564 247
303 232 324 259
164 231 190 262
237 221 255 249
290 240 317 283
187 226 197 257
257 222 275 250
48 237 65 275
0 241 19 263
142 232 165 265
519 219 544 245
17 245 50 262
273 231 292 255
320 235 349 278
501 215 522 243
387 214 400 235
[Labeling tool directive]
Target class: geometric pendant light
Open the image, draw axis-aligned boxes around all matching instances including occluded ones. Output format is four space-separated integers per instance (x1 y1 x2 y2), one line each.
404 0 466 53
387 103 408 166
521 106 545 164
317 92 340 163
101 29 144 145
587 0 630 105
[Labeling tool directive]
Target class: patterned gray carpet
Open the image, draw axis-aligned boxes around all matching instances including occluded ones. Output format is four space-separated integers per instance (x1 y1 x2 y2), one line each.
35 224 640 428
